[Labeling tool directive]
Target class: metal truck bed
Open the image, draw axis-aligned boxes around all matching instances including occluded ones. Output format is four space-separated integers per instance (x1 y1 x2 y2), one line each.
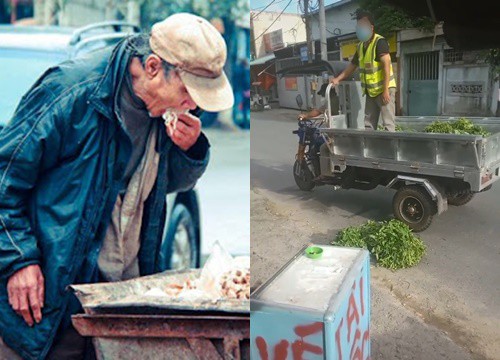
320 116 500 192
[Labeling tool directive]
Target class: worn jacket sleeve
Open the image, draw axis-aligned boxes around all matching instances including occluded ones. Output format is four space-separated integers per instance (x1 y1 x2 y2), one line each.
166 132 210 194
0 83 64 279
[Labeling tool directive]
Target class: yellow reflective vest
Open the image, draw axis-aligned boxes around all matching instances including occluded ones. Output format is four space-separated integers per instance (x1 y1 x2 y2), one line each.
358 33 396 97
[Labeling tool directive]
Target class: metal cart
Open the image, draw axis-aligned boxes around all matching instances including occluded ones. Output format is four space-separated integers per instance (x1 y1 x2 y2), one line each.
71 270 250 360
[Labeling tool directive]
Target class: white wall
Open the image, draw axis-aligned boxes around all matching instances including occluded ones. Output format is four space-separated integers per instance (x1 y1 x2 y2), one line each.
251 11 306 59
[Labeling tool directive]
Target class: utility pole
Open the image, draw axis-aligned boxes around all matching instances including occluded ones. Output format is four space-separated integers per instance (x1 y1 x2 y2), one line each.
303 0 313 63
318 0 328 61
250 13 256 60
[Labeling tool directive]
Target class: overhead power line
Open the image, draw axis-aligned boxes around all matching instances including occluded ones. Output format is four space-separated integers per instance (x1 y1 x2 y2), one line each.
251 0 277 18
253 0 294 41
251 0 291 18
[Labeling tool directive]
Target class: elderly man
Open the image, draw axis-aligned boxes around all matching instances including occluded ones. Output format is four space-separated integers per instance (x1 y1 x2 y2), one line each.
331 10 397 131
0 13 233 359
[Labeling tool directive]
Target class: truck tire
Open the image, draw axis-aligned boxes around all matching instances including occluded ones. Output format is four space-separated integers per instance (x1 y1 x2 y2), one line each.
393 186 436 232
293 159 315 191
448 192 474 206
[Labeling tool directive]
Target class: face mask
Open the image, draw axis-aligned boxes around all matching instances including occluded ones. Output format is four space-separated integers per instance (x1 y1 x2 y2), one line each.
356 26 372 42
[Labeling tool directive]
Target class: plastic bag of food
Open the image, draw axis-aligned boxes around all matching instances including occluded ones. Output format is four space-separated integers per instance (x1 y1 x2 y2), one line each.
152 242 250 301
197 241 234 299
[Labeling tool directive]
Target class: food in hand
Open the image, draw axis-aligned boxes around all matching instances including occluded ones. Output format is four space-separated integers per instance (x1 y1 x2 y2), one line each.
162 109 189 132
163 110 179 131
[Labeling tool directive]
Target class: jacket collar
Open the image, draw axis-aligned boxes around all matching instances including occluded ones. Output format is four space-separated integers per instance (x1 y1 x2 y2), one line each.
88 37 132 120
88 36 172 154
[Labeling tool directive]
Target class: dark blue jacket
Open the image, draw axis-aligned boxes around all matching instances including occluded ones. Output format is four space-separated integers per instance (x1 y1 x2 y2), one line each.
0 38 210 359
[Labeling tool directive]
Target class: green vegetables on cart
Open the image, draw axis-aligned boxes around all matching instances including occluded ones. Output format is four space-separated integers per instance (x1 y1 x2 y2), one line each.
424 118 490 136
378 118 489 136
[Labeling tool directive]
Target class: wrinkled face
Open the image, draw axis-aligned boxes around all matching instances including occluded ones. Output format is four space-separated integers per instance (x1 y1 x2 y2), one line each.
140 54 197 117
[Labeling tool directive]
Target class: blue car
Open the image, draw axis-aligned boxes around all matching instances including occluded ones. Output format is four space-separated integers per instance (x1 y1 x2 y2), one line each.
0 22 201 271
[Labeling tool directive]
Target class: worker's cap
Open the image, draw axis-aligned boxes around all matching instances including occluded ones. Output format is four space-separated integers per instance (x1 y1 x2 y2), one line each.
150 13 234 112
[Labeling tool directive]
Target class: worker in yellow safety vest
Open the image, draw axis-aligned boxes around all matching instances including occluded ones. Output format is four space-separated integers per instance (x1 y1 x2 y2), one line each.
331 11 397 131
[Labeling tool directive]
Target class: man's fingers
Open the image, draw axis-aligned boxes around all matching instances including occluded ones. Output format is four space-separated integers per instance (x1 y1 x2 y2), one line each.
8 287 19 311
6 265 45 325
166 114 201 151
37 274 45 308
177 113 200 127
166 122 174 137
171 131 188 145
8 289 23 317
18 291 34 327
168 124 191 141
174 121 194 136
28 287 42 324
7 285 14 307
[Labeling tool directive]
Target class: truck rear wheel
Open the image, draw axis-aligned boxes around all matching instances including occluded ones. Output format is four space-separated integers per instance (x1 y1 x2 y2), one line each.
293 159 315 191
393 186 436 232
448 192 474 206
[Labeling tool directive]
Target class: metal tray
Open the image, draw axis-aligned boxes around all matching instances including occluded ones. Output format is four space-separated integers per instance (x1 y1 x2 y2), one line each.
70 269 250 315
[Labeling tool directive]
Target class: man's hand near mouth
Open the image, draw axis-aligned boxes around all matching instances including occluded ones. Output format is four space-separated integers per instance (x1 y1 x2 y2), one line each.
166 113 202 151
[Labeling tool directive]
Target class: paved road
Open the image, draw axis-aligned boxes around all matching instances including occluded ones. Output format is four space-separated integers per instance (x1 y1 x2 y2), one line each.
250 108 499 360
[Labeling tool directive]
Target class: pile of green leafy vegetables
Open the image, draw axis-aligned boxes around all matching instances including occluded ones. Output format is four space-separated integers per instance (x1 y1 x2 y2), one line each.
377 118 489 136
424 118 490 136
333 219 426 270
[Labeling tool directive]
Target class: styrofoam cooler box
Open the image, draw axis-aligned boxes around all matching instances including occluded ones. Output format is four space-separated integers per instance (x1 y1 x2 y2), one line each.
251 245 370 360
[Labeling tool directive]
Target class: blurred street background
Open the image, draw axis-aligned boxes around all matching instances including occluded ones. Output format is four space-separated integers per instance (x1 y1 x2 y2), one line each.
0 0 250 259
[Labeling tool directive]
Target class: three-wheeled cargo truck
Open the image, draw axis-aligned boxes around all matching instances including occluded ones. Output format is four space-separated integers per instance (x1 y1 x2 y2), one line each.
293 80 500 231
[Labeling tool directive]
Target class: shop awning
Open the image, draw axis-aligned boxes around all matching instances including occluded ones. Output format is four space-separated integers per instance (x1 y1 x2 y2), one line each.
250 53 275 66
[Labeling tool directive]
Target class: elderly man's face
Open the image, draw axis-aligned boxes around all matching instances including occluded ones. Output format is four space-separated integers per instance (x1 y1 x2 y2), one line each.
137 55 197 117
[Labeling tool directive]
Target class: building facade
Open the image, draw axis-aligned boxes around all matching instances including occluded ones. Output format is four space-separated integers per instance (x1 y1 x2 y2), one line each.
272 0 359 110
398 26 499 117
309 0 358 39
250 11 306 60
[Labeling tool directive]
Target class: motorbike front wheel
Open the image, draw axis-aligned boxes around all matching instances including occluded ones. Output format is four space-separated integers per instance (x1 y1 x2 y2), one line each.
293 159 315 191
